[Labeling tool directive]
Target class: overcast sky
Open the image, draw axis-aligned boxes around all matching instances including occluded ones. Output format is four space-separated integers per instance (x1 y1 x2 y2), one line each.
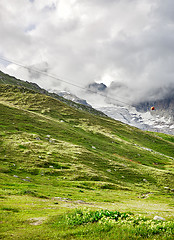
0 0 174 106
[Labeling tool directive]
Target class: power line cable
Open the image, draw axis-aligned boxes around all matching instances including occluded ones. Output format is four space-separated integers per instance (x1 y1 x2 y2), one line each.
0 56 130 106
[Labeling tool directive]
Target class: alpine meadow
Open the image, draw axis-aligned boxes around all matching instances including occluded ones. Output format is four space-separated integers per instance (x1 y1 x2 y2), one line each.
0 71 174 240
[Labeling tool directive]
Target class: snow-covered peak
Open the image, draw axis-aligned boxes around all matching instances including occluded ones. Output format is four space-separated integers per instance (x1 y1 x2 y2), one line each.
97 105 174 135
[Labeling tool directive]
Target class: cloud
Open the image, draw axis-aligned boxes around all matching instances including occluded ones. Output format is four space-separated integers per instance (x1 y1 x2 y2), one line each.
28 62 49 79
0 0 174 107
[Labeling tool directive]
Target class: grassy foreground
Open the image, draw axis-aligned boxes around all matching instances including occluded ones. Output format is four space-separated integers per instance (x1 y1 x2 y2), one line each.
0 81 174 239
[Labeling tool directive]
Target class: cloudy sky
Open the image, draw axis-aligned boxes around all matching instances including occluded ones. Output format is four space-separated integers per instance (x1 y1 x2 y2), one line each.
0 0 174 106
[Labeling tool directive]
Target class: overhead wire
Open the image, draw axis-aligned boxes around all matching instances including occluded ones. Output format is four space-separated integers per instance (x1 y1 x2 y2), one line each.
0 56 131 106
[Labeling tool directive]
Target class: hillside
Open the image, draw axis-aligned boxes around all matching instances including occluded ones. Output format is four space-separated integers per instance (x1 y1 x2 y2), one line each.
0 70 105 117
0 77 174 239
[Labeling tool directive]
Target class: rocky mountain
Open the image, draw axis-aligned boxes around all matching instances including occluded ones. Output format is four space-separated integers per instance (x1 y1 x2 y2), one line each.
97 97 174 135
134 98 174 122
88 82 107 92
86 81 174 135
48 89 92 107
49 86 174 135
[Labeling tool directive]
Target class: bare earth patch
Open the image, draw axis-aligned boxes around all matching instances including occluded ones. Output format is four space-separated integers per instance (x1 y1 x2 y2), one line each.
29 217 46 225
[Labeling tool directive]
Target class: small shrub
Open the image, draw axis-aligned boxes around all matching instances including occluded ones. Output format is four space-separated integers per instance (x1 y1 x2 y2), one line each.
18 145 27 149
1 207 19 212
19 190 49 199
65 209 130 226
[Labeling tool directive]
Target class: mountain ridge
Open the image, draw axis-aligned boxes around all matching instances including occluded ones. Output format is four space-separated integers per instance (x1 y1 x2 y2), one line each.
2 70 173 135
0 70 106 117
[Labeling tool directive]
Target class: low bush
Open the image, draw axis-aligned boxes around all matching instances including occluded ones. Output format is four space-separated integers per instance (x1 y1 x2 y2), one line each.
58 209 174 239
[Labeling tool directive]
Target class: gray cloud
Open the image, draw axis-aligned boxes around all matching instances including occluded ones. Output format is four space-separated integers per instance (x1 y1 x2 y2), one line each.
28 62 49 79
0 0 174 107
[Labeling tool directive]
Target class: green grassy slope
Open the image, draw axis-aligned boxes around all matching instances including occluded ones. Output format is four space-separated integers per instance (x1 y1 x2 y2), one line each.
0 70 106 117
0 82 174 239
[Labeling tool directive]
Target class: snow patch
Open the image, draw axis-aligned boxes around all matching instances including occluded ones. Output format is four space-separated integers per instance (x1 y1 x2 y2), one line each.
97 105 174 135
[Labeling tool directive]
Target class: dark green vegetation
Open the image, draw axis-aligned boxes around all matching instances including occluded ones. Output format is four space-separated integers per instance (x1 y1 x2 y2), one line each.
53 209 174 239
0 72 174 239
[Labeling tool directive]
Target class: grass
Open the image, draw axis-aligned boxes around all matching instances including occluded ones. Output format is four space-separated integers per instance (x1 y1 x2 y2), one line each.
1 201 173 240
52 209 174 239
0 77 174 239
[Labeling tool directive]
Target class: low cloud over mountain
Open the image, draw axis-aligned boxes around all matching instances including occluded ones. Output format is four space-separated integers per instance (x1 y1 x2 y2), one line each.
0 0 174 106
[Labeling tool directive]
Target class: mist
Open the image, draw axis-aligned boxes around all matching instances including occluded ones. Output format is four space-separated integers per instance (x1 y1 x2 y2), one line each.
0 0 174 107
